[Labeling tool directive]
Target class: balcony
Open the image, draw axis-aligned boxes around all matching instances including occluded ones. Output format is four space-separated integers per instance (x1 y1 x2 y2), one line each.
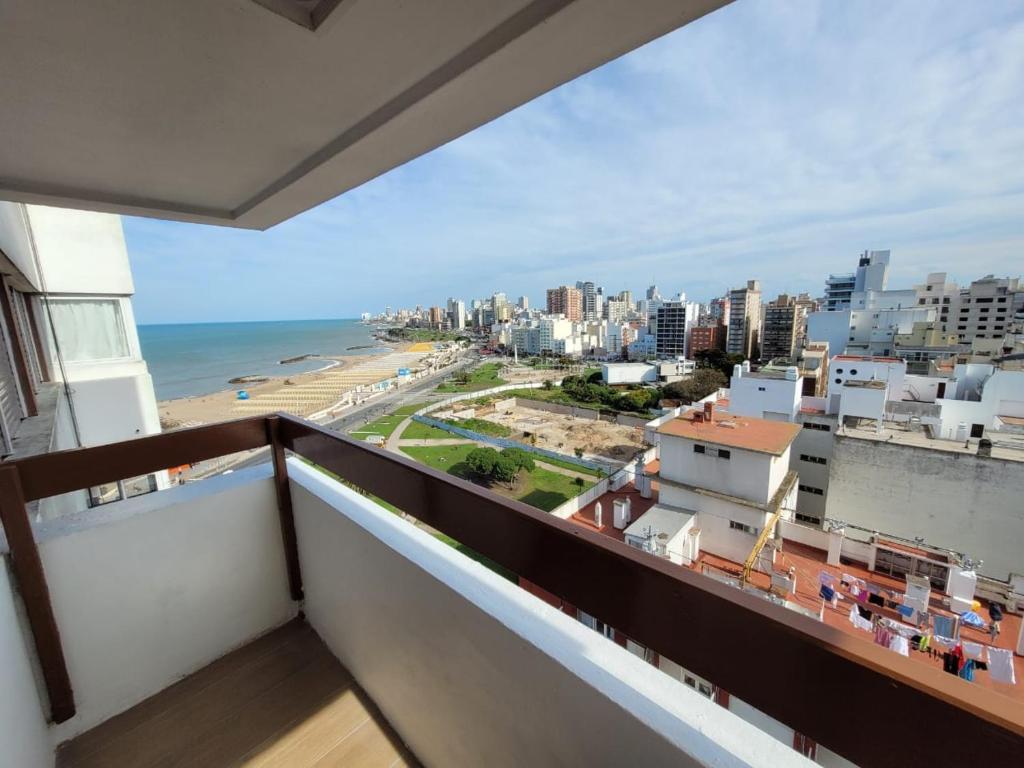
1 415 1021 767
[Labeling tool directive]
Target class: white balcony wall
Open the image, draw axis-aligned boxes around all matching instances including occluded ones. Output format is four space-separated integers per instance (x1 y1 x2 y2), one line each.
35 464 295 742
0 560 54 768
289 459 810 768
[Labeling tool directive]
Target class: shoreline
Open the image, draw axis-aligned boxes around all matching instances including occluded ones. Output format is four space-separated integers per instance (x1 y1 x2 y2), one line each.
157 344 410 428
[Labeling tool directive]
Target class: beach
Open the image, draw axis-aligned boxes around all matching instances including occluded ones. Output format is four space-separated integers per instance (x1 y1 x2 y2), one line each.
158 351 393 428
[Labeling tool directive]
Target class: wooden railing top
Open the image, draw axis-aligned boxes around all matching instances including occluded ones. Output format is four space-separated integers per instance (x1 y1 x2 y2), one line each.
1 413 1021 766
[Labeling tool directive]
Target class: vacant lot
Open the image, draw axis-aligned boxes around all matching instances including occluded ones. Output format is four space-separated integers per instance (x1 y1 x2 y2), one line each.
478 401 646 463
400 444 595 512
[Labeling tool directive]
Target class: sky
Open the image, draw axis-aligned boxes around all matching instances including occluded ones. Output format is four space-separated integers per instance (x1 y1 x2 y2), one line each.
124 0 1024 324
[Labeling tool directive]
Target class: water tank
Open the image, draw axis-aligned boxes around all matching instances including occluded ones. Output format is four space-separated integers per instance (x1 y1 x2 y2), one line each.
594 501 603 527
742 360 751 373
638 473 653 499
785 366 799 382
612 499 628 529
733 364 743 380
955 422 969 441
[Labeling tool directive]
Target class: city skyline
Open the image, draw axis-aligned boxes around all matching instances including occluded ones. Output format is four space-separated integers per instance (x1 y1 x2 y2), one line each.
124 0 1024 324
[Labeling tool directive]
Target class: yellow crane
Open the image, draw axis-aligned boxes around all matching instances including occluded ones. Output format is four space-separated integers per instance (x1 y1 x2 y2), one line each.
741 507 786 585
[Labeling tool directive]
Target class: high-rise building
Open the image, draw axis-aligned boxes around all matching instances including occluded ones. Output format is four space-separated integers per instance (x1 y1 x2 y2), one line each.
655 301 688 358
428 306 445 328
823 250 890 311
727 280 762 359
916 273 1023 344
606 298 630 324
616 290 633 308
518 295 529 311
646 284 660 301
546 285 582 322
760 294 798 362
446 298 466 330
576 281 600 321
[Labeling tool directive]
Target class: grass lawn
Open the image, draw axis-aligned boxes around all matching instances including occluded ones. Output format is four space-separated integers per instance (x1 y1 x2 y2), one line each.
533 454 604 478
400 444 595 512
399 420 454 440
444 417 511 437
436 362 506 393
350 402 429 441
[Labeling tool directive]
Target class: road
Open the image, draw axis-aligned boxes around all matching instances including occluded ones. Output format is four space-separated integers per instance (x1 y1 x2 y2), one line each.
194 351 479 477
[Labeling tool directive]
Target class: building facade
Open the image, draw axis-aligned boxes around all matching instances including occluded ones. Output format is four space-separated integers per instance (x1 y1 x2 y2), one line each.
546 286 582 322
727 280 762 359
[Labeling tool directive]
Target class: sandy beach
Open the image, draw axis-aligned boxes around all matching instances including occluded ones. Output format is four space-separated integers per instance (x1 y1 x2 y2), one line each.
158 343 423 427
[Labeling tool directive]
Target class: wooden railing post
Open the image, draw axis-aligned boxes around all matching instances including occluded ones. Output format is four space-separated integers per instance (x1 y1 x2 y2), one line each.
0 465 74 722
266 416 303 601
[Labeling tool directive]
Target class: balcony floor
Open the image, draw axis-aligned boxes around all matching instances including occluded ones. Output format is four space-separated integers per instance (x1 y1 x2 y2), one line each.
56 619 418 768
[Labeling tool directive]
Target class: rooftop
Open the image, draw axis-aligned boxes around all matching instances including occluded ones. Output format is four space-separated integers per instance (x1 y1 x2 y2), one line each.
833 355 904 363
841 422 1024 463
622 503 695 541
657 411 800 456
567 489 1024 706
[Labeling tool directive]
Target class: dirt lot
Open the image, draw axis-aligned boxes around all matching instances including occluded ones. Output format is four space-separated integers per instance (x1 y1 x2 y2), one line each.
478 401 646 463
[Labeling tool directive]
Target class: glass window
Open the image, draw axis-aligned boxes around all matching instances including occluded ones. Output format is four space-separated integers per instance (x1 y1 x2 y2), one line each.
48 299 130 361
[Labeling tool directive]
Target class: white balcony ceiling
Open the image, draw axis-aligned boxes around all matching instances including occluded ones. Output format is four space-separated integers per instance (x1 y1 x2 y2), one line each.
0 0 728 229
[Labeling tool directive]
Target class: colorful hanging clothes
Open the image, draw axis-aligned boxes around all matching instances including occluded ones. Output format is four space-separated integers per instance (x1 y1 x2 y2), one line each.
874 626 891 648
987 648 1017 685
959 659 975 682
932 636 957 652
897 605 915 619
819 584 835 602
933 615 957 639
848 605 872 632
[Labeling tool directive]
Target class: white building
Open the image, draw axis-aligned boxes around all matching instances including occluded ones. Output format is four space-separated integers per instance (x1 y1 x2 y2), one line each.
729 365 802 423
807 291 935 358
0 203 163 515
934 364 1024 439
655 404 800 568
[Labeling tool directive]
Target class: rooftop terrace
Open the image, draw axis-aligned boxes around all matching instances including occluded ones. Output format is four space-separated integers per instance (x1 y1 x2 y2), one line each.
658 411 801 456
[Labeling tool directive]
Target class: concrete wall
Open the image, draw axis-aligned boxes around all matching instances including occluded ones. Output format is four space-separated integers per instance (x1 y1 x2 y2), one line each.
289 460 808 768
37 465 296 741
825 436 1024 581
65 371 161 445
0 561 54 767
660 435 777 506
659 485 773 566
729 376 800 422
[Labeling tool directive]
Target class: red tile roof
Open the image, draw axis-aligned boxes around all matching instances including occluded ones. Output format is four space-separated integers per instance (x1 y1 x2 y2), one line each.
657 411 800 455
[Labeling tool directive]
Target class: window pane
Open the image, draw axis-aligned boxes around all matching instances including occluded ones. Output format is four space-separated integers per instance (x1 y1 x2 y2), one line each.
48 299 130 361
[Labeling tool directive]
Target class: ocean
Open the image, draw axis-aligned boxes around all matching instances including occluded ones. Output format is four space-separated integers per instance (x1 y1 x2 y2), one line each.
138 319 390 401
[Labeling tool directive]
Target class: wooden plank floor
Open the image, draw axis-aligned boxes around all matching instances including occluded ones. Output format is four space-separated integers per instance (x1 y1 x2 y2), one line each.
56 620 419 768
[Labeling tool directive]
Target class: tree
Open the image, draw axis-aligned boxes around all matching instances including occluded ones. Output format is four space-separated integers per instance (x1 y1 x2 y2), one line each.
586 370 604 384
501 447 535 473
465 447 499 477
694 348 745 379
617 388 654 413
491 453 520 487
542 379 553 390
574 447 584 458
662 369 727 404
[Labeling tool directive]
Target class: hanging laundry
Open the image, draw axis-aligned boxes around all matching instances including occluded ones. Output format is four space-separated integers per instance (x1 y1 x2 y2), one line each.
962 642 987 662
889 634 910 657
943 652 959 675
868 593 885 608
819 584 835 602
933 615 957 639
987 648 1017 685
917 635 930 653
819 571 839 588
866 582 882 595
932 636 957 653
848 605 872 632
857 605 872 621
959 658 975 682
960 611 986 629
897 605 915 619
874 626 891 648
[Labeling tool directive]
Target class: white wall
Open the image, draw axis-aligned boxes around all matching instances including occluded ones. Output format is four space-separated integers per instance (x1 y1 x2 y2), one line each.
37 465 296 741
66 372 162 445
0 202 42 288
729 376 800 422
825 436 1024 581
24 206 134 295
289 460 809 768
0 561 54 767
659 485 772 566
660 434 778 506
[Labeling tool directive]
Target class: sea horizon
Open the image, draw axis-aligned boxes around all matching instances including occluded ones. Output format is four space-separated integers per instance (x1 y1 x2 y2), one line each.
138 318 391 401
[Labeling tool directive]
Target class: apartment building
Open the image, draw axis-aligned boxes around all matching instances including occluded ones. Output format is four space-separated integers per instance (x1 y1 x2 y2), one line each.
689 324 723 354
760 294 799 361
545 285 582 322
446 297 466 330
823 250 891 311
654 301 688 358
0 202 163 516
950 275 1023 343
727 280 762 359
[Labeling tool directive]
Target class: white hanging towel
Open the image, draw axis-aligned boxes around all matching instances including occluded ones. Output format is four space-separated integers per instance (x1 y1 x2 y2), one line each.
962 641 987 662
987 648 1017 685
848 605 872 632
889 634 910 657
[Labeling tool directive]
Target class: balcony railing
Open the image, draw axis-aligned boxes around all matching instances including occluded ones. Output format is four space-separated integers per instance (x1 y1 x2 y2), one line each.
1 414 1021 767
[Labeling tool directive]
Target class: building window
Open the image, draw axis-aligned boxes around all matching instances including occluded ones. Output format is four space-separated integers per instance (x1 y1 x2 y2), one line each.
718 449 730 460
800 454 827 465
997 297 1007 303
834 378 842 384
850 368 858 375
942 297 950 304
47 298 131 362
802 422 830 432
799 483 824 496
835 368 844 374
796 513 822 525
693 445 705 454
757 386 766 391
730 521 757 535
